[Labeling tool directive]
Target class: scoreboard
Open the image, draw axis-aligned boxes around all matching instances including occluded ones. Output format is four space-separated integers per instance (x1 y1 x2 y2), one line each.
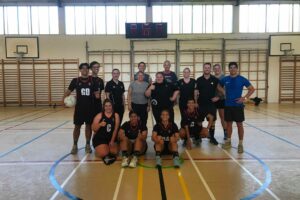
125 23 167 38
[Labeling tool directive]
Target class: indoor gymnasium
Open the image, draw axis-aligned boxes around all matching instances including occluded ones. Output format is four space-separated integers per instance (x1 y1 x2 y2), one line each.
0 0 300 200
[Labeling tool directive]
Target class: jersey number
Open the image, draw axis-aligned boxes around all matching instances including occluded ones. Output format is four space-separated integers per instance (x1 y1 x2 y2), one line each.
81 88 90 96
190 122 195 127
107 124 112 132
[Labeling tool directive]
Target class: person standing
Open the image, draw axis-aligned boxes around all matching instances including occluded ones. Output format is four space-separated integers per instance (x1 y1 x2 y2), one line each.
145 72 179 123
134 62 152 83
219 62 255 153
177 68 197 118
195 63 220 145
162 60 178 85
90 61 105 116
105 69 125 123
63 63 99 154
128 71 150 127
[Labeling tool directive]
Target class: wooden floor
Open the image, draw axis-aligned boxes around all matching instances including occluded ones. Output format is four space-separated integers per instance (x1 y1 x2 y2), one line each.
0 104 300 200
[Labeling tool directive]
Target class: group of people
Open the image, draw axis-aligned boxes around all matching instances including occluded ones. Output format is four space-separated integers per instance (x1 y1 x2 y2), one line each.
63 60 255 168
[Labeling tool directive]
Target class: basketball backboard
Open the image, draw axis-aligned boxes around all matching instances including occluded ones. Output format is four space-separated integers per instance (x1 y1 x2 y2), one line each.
5 37 39 58
269 35 300 56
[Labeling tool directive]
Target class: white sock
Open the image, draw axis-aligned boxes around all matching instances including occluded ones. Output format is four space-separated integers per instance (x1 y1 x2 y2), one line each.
239 140 243 145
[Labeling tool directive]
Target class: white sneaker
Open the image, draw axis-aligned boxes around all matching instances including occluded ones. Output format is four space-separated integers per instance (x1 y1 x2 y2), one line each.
85 145 92 154
222 140 232 149
129 156 138 168
238 144 244 154
121 156 129 168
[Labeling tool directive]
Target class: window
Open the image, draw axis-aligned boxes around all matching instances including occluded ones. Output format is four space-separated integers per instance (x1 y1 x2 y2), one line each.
65 6 146 35
0 7 3 34
240 4 300 33
153 5 233 34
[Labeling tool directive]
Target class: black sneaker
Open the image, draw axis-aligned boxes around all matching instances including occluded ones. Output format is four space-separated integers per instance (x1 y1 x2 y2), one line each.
210 137 219 145
103 156 116 165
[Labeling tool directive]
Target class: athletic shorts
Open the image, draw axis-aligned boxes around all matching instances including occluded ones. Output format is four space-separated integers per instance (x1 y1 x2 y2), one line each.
74 107 94 125
128 140 148 155
224 106 245 122
215 99 225 109
154 141 172 155
198 105 217 121
92 133 113 148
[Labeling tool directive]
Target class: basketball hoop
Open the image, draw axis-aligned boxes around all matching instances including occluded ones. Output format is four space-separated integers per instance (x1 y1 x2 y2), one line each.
282 49 294 56
14 51 27 61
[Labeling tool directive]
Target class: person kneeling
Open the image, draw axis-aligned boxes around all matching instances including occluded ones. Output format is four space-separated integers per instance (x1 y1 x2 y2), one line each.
152 110 180 168
179 99 211 149
92 99 120 165
119 111 148 168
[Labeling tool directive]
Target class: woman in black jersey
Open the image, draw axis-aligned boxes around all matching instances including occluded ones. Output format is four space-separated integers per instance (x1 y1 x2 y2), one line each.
177 68 197 118
179 99 212 149
119 111 148 168
92 99 120 165
152 110 180 168
145 72 179 123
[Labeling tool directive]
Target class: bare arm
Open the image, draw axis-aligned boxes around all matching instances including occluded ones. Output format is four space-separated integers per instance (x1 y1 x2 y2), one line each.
145 84 154 97
217 84 225 96
140 130 148 140
127 87 132 110
92 113 103 132
170 90 179 102
111 113 120 143
105 92 110 99
236 85 255 103
152 131 159 142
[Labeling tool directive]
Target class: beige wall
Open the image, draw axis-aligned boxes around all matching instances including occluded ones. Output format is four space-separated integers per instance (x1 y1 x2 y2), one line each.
0 34 281 103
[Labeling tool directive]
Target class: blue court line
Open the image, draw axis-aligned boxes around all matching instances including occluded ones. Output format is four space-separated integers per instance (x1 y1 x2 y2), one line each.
245 122 300 149
234 147 272 200
0 121 69 158
49 148 84 200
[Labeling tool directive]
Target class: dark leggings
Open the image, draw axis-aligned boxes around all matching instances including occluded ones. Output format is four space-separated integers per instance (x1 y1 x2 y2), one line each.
152 107 174 124
132 103 148 127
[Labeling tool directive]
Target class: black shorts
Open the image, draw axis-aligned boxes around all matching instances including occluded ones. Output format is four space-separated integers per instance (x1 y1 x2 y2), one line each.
74 107 94 125
154 141 172 155
92 133 113 148
198 105 217 121
215 99 225 109
224 106 245 122
129 140 148 155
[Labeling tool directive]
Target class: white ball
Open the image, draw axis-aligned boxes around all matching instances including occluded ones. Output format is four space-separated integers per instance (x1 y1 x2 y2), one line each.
64 95 76 107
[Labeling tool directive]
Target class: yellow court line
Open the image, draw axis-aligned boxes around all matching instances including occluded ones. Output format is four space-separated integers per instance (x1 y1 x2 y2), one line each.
176 169 191 200
137 157 144 200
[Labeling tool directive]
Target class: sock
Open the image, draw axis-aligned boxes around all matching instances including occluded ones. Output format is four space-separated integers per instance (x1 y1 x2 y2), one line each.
172 151 179 158
156 151 161 157
239 140 243 145
86 140 90 145
224 129 227 136
122 151 128 157
133 151 140 157
209 124 215 138
73 140 78 146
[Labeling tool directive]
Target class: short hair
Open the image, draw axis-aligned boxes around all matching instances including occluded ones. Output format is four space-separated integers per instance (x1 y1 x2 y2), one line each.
203 62 212 67
90 61 100 68
112 68 120 73
137 71 145 76
156 72 164 77
213 64 221 68
163 60 171 66
228 62 238 69
138 62 146 68
187 98 195 102
129 110 138 117
79 63 90 69
183 68 191 72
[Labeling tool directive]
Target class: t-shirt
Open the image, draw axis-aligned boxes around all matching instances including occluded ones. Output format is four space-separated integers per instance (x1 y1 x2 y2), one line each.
219 75 251 107
162 71 178 85
94 113 116 141
196 75 219 106
177 78 196 106
105 79 125 106
181 108 205 134
129 81 149 105
153 123 179 141
150 82 179 109
68 77 97 108
121 121 147 140
92 76 104 103
134 72 151 83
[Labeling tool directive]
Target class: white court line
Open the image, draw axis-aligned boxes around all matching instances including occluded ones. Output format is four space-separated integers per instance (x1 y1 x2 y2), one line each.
112 168 125 200
49 154 88 200
185 150 216 200
221 148 281 200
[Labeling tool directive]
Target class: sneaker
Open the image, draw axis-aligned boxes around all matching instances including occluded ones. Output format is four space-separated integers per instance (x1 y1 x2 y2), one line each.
173 156 180 168
238 144 244 154
121 156 129 168
129 156 138 168
103 156 116 165
85 145 92 154
210 137 219 145
70 145 78 154
156 156 162 167
222 140 232 149
194 138 202 146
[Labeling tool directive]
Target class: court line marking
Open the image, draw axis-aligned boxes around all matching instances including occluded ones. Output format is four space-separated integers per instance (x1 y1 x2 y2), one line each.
0 121 69 158
176 169 191 200
137 157 144 200
49 148 86 200
244 122 300 149
221 148 280 200
0 108 47 122
185 149 216 200
112 168 125 200
157 166 167 200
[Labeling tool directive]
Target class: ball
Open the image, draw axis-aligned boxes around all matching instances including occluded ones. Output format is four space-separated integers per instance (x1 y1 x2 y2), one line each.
64 95 76 107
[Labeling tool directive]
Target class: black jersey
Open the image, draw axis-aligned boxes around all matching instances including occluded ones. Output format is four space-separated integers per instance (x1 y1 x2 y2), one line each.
181 109 204 134
92 76 104 102
105 79 125 106
121 121 147 140
153 123 178 141
95 113 116 141
177 78 196 106
68 77 97 108
196 75 219 106
150 82 178 109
